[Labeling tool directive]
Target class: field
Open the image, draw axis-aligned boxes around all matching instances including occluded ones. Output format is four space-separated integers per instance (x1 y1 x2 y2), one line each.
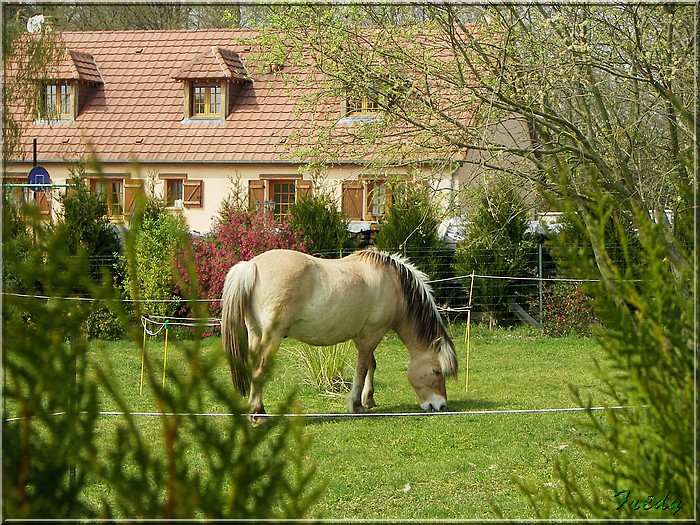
80 325 614 520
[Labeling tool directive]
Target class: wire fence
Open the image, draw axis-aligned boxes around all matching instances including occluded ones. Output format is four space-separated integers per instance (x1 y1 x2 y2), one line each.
4 244 605 336
310 245 587 329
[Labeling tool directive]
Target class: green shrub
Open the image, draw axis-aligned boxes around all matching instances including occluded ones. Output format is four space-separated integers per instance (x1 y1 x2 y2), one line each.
513 190 694 519
58 176 122 283
121 198 190 319
289 191 353 254
453 180 538 325
375 182 442 277
84 305 128 341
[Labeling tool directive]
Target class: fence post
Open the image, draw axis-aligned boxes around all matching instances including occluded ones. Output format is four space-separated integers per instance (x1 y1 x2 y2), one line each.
538 242 544 328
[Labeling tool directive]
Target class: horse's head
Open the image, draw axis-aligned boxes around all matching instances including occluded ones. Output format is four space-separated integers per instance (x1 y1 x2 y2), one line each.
406 337 457 412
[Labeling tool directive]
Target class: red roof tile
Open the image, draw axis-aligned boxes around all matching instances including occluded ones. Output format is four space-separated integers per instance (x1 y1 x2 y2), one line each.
173 46 249 82
56 50 103 84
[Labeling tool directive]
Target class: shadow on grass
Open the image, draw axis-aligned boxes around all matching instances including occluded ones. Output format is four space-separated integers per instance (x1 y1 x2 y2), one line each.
288 398 503 427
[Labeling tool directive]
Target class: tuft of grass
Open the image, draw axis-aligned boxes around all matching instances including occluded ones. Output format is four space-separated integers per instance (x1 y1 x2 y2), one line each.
296 341 354 395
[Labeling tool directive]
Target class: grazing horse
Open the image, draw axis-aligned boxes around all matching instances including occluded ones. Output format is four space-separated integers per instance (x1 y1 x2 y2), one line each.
221 249 457 419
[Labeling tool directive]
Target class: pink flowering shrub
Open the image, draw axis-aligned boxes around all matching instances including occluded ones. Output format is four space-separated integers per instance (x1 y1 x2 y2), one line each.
541 282 598 337
182 209 307 321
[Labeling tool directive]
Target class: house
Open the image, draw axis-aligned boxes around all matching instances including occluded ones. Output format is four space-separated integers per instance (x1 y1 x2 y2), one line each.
3 28 532 233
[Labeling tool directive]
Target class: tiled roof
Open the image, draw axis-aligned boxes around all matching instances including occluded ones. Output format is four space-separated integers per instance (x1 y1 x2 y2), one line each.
55 50 103 84
173 46 249 82
11 28 475 166
13 29 317 164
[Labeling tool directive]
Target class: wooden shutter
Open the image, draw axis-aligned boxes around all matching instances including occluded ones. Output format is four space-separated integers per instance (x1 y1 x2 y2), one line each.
297 179 313 199
36 190 51 217
124 179 144 218
341 181 364 220
248 180 265 211
183 179 203 208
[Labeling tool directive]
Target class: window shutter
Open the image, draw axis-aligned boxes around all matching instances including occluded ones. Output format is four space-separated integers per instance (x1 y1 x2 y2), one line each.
124 179 144 217
183 179 203 208
248 180 265 211
341 181 364 220
36 190 51 216
297 179 313 199
340 93 349 118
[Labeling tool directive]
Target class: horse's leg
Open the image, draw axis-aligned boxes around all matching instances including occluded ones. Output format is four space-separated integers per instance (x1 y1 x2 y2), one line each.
248 330 282 425
348 334 383 413
361 354 377 409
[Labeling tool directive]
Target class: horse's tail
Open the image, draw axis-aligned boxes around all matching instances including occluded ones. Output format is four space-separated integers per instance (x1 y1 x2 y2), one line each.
221 260 257 396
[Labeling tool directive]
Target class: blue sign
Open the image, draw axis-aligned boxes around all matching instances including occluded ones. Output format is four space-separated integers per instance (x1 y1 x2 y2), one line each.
28 166 50 192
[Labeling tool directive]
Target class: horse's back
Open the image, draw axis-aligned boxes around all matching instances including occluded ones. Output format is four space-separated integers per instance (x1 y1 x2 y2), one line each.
249 250 399 346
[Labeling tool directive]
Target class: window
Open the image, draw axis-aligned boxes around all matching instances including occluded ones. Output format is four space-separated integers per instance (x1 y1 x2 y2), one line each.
271 182 296 218
192 83 221 117
91 178 124 216
2 177 32 209
44 82 72 120
248 178 312 218
166 179 184 207
346 93 380 116
369 181 388 218
341 179 391 221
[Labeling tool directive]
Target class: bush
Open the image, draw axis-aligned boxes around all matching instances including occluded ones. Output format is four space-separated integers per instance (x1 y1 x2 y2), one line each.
188 206 307 319
84 305 128 341
58 176 122 283
121 198 190 319
513 186 694 518
453 180 538 325
289 191 353 255
539 282 597 337
375 182 443 277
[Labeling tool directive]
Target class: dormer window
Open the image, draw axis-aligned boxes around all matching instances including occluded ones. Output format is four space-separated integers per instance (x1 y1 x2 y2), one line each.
340 75 409 122
174 46 251 123
37 50 102 124
44 82 72 120
346 93 380 116
192 83 222 117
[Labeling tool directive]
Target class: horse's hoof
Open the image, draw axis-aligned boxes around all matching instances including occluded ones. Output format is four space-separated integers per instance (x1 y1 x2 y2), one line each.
348 404 367 414
362 398 377 409
248 407 267 426
250 415 267 427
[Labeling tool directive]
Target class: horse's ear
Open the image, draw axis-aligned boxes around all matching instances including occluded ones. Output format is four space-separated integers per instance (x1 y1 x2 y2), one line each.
432 337 443 351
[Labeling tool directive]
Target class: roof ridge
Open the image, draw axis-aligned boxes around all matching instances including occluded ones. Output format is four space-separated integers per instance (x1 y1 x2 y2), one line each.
211 45 230 79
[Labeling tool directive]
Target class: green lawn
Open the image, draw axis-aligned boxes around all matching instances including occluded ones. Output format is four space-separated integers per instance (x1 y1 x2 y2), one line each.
81 325 613 520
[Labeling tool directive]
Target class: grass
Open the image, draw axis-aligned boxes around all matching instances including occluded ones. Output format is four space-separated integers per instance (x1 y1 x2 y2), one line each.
81 325 611 519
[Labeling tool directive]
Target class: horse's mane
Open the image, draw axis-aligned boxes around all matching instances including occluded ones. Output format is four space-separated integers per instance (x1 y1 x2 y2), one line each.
354 250 457 376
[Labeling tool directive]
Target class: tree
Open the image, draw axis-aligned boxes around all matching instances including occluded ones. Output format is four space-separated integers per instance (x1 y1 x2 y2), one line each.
374 181 443 279
58 175 122 282
2 6 65 160
289 184 352 255
255 4 693 222
453 179 538 325
34 3 272 30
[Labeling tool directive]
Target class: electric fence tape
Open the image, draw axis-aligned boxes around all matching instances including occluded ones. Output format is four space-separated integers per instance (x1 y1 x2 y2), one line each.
140 315 221 395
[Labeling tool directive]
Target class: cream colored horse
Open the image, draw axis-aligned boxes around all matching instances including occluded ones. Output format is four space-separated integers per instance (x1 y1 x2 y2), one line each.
221 249 457 419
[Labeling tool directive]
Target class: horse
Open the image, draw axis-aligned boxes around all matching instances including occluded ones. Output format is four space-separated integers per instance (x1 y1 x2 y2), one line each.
220 249 458 420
